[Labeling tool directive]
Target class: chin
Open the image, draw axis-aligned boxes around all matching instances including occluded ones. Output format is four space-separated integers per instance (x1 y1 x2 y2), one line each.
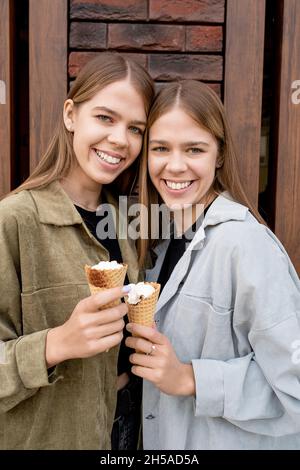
165 196 193 207
94 173 120 185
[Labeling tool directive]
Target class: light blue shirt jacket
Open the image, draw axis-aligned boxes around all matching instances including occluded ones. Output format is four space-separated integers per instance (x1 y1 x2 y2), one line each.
143 193 300 449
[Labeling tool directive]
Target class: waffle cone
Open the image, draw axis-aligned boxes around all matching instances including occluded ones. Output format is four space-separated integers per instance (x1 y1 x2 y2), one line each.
85 263 128 309
125 282 160 328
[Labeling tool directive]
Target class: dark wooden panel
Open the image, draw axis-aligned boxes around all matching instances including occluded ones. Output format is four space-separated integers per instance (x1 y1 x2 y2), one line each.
224 0 266 207
0 0 13 196
29 0 67 171
274 0 300 273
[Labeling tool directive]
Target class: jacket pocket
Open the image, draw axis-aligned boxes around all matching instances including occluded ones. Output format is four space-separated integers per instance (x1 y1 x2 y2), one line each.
170 294 234 360
21 284 88 381
21 284 88 331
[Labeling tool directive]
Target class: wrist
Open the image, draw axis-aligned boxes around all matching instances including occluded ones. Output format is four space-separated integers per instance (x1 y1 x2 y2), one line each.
178 364 196 396
45 326 67 368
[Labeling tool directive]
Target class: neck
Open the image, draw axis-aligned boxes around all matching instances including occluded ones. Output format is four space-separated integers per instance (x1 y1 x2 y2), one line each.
60 174 102 211
173 191 217 236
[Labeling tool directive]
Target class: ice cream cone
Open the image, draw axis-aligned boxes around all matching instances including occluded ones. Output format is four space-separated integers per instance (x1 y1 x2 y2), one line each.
125 282 160 329
85 263 128 309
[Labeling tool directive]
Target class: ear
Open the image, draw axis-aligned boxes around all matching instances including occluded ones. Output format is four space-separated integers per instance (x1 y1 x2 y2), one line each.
63 99 75 132
216 154 223 168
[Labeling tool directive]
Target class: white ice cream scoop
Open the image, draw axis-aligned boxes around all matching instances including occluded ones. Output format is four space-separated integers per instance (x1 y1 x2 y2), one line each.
91 260 123 270
126 282 155 305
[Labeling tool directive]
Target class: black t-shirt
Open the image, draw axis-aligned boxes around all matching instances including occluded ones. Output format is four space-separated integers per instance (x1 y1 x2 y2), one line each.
157 202 213 292
75 204 131 376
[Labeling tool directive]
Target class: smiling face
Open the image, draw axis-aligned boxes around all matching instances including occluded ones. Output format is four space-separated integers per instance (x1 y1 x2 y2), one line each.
64 79 147 191
148 107 219 211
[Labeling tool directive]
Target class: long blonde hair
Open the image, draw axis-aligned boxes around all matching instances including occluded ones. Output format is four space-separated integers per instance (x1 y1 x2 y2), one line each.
8 53 154 198
138 80 265 267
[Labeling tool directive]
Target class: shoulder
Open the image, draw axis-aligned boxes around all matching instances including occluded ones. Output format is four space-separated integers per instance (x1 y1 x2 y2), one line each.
211 212 278 252
0 190 38 229
207 212 295 277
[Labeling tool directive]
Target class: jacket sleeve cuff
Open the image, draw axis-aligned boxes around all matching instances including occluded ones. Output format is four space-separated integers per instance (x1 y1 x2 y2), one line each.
15 329 62 389
192 359 225 417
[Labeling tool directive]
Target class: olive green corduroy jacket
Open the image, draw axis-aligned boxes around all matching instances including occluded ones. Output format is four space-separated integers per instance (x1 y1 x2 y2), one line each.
0 181 139 449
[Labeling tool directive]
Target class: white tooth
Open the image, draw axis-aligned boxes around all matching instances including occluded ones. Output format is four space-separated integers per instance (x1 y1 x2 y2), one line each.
166 180 192 190
96 150 121 164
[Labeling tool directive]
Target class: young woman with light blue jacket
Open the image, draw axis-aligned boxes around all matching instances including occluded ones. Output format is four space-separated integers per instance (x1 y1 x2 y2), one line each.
126 80 300 449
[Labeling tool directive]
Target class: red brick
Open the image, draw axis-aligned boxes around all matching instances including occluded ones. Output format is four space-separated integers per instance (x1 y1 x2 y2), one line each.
149 54 223 81
70 22 107 49
69 52 147 78
70 0 147 20
150 0 225 23
69 52 96 77
108 24 184 51
186 26 222 52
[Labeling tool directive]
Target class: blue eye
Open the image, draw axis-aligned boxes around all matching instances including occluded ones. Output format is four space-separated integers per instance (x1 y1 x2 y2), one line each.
129 126 143 136
187 148 205 154
151 146 168 152
97 114 113 123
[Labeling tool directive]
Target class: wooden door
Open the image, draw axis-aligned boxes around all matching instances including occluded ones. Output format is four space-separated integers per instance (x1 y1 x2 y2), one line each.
224 0 300 273
0 0 14 196
274 0 300 273
29 0 68 171
224 0 266 208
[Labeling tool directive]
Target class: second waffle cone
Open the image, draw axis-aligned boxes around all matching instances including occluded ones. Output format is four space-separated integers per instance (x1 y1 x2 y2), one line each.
125 282 160 328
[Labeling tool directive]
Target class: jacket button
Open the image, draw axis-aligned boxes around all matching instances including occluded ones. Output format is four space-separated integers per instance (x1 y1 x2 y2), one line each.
145 414 155 420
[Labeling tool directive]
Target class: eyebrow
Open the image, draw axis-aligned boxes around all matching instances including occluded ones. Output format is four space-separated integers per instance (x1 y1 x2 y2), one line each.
149 139 210 147
185 141 210 147
92 106 146 126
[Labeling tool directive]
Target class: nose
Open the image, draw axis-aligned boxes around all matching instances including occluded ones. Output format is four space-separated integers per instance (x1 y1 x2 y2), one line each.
107 124 128 148
165 151 188 173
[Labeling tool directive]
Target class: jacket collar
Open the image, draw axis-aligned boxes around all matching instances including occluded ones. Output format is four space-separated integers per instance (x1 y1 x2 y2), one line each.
29 181 83 226
30 181 139 283
188 191 249 251
151 192 249 313
152 192 248 257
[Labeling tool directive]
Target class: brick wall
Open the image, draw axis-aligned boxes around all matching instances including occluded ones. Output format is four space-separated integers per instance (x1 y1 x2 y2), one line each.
69 0 225 96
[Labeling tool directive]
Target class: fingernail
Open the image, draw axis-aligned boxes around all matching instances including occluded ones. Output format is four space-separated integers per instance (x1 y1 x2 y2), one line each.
122 285 131 293
126 324 132 332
